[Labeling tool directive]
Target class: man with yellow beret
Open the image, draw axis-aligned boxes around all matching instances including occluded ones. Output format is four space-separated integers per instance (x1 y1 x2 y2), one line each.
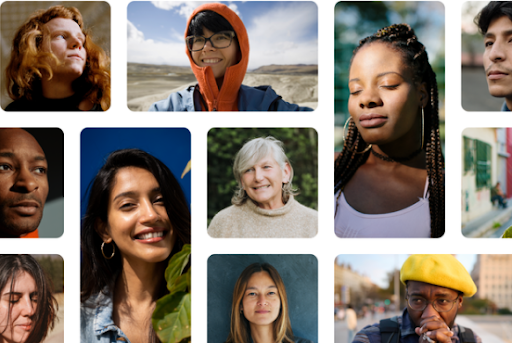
352 255 481 343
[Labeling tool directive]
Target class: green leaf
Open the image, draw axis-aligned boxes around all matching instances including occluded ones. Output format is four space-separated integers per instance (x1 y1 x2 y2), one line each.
152 292 191 343
169 269 190 295
165 244 191 291
502 226 512 238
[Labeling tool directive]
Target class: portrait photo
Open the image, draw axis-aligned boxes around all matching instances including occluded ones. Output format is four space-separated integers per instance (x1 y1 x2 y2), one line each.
208 254 318 343
0 128 63 238
207 128 318 238
80 128 191 343
127 1 318 111
0 1 110 111
334 1 445 238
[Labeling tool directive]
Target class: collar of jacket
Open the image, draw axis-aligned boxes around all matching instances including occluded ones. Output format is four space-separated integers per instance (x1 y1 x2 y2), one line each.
185 3 249 111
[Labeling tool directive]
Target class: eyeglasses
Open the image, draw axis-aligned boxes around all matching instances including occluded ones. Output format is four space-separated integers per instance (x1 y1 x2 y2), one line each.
406 294 460 312
185 31 236 52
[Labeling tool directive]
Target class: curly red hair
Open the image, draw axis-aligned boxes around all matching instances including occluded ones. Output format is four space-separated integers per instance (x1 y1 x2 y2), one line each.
5 5 110 110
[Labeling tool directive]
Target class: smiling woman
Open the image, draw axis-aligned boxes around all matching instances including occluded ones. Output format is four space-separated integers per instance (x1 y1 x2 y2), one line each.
80 149 191 343
207 136 317 238
3 5 110 111
0 255 57 343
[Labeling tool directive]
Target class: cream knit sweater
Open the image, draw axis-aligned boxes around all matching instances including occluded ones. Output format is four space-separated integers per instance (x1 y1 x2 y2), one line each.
207 196 317 238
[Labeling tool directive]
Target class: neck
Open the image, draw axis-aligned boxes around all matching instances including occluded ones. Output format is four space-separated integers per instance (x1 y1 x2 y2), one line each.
41 74 75 99
250 323 275 343
253 197 286 210
216 76 224 89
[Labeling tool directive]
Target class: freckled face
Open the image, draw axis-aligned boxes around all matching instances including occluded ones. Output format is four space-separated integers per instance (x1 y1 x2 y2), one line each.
0 272 37 343
191 27 239 81
43 17 87 80
102 167 175 264
348 42 424 145
241 271 281 328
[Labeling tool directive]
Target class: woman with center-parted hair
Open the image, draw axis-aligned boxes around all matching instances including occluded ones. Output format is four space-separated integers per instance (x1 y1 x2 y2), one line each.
80 149 191 343
149 3 312 111
207 136 317 238
226 263 313 343
0 255 58 343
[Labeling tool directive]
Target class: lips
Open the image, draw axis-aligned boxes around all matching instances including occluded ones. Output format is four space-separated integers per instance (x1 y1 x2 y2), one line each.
253 185 270 190
10 200 40 216
16 323 32 331
359 113 388 128
202 58 221 64
133 227 168 243
488 69 509 80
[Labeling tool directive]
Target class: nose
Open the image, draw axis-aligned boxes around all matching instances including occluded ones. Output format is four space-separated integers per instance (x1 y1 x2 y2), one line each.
20 296 36 317
12 168 38 193
420 302 440 319
257 294 268 306
69 35 83 50
203 38 216 52
359 88 383 109
254 168 264 182
139 199 159 224
489 41 505 62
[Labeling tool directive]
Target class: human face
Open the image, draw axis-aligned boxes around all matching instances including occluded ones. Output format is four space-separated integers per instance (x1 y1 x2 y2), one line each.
0 129 48 238
0 272 37 343
191 27 239 82
241 155 290 210
44 17 86 81
483 16 512 99
348 42 426 146
241 271 281 329
102 167 175 264
406 281 462 330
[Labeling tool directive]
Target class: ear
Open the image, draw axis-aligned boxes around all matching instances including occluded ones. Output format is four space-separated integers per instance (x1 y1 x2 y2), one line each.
282 163 291 184
457 296 463 309
95 218 112 243
417 82 429 109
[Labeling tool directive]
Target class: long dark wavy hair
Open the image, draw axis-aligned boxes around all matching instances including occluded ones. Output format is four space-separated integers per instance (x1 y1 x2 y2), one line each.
334 24 444 237
0 255 57 343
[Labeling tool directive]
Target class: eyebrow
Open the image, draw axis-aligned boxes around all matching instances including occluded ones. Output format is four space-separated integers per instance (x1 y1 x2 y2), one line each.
0 152 46 161
485 29 512 39
112 187 161 202
349 71 404 83
246 285 277 290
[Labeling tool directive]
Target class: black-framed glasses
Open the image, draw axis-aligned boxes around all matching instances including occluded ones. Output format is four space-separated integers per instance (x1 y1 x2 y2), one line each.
185 31 236 52
406 294 460 312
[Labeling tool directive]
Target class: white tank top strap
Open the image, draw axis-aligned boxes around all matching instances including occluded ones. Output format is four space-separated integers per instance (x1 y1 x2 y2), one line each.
423 177 430 199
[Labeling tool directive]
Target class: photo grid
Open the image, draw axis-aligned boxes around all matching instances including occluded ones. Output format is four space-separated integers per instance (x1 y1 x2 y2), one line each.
0 0 511 342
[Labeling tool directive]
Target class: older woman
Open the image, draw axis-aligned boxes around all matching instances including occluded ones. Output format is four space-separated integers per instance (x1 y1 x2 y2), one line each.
208 136 317 238
4 5 110 111
149 3 311 111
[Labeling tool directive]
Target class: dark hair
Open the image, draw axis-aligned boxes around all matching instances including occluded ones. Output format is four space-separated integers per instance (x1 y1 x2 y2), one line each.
80 148 191 302
475 1 512 34
0 255 57 343
226 263 294 343
188 10 235 36
334 24 445 238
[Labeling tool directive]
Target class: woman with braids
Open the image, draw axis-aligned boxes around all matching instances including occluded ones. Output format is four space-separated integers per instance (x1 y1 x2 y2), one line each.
4 5 110 111
334 24 444 238
80 149 191 343
0 254 57 343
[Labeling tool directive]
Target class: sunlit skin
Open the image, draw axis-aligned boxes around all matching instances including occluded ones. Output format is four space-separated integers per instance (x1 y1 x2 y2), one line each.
343 42 428 214
98 167 176 343
0 129 48 238
241 271 281 342
0 272 37 343
483 16 512 110
406 281 462 343
241 155 291 210
191 27 239 88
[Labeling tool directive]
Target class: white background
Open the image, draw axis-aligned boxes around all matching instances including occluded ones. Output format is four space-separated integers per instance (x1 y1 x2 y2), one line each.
0 0 508 342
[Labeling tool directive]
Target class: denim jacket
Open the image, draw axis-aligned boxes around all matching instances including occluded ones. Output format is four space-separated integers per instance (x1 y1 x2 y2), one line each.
81 290 131 343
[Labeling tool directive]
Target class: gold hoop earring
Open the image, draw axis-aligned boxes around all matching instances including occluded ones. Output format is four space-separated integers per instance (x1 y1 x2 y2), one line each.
101 241 115 260
343 117 372 154
421 107 424 150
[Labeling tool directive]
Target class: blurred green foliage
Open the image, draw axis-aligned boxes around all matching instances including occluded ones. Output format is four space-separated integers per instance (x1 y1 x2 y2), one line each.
207 128 318 223
33 255 64 293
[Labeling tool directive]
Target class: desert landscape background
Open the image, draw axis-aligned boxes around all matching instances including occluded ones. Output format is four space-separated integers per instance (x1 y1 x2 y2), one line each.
127 63 318 111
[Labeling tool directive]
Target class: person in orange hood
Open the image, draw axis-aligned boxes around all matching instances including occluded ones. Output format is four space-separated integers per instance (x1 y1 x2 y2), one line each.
149 3 312 111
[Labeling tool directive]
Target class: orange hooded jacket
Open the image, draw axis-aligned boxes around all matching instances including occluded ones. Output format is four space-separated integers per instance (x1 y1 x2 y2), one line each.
185 3 249 111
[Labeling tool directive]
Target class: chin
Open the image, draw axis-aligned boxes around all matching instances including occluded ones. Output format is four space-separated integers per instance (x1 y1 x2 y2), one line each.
488 85 512 98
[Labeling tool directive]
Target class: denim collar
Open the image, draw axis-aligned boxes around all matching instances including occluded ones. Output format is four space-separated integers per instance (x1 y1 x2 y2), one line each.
91 289 131 342
502 101 510 111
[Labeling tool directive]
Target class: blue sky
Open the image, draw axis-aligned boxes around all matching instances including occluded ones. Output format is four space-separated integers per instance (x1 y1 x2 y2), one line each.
335 255 477 289
127 1 318 69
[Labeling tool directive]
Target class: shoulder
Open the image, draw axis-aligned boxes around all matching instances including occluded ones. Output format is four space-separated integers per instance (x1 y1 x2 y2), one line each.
353 323 382 343
149 86 195 111
293 336 315 343
238 85 313 111
207 205 244 237
4 98 35 111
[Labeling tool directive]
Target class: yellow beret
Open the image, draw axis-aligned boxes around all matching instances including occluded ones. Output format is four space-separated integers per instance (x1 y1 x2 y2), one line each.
400 254 477 297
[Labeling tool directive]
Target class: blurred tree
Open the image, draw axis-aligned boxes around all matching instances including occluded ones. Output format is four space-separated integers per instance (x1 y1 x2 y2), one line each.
207 128 318 223
460 297 497 315
34 255 64 293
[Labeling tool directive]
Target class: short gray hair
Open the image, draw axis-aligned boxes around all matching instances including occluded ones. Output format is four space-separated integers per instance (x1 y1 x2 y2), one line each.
232 136 297 206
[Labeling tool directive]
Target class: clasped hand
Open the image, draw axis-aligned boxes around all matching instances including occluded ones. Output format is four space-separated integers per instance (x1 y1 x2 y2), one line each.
414 316 454 343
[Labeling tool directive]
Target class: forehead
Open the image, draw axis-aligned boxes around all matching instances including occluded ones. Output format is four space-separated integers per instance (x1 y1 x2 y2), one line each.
487 15 512 35
247 271 276 287
45 17 83 34
0 271 37 295
110 167 159 196
0 129 44 156
350 42 409 77
407 280 458 296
